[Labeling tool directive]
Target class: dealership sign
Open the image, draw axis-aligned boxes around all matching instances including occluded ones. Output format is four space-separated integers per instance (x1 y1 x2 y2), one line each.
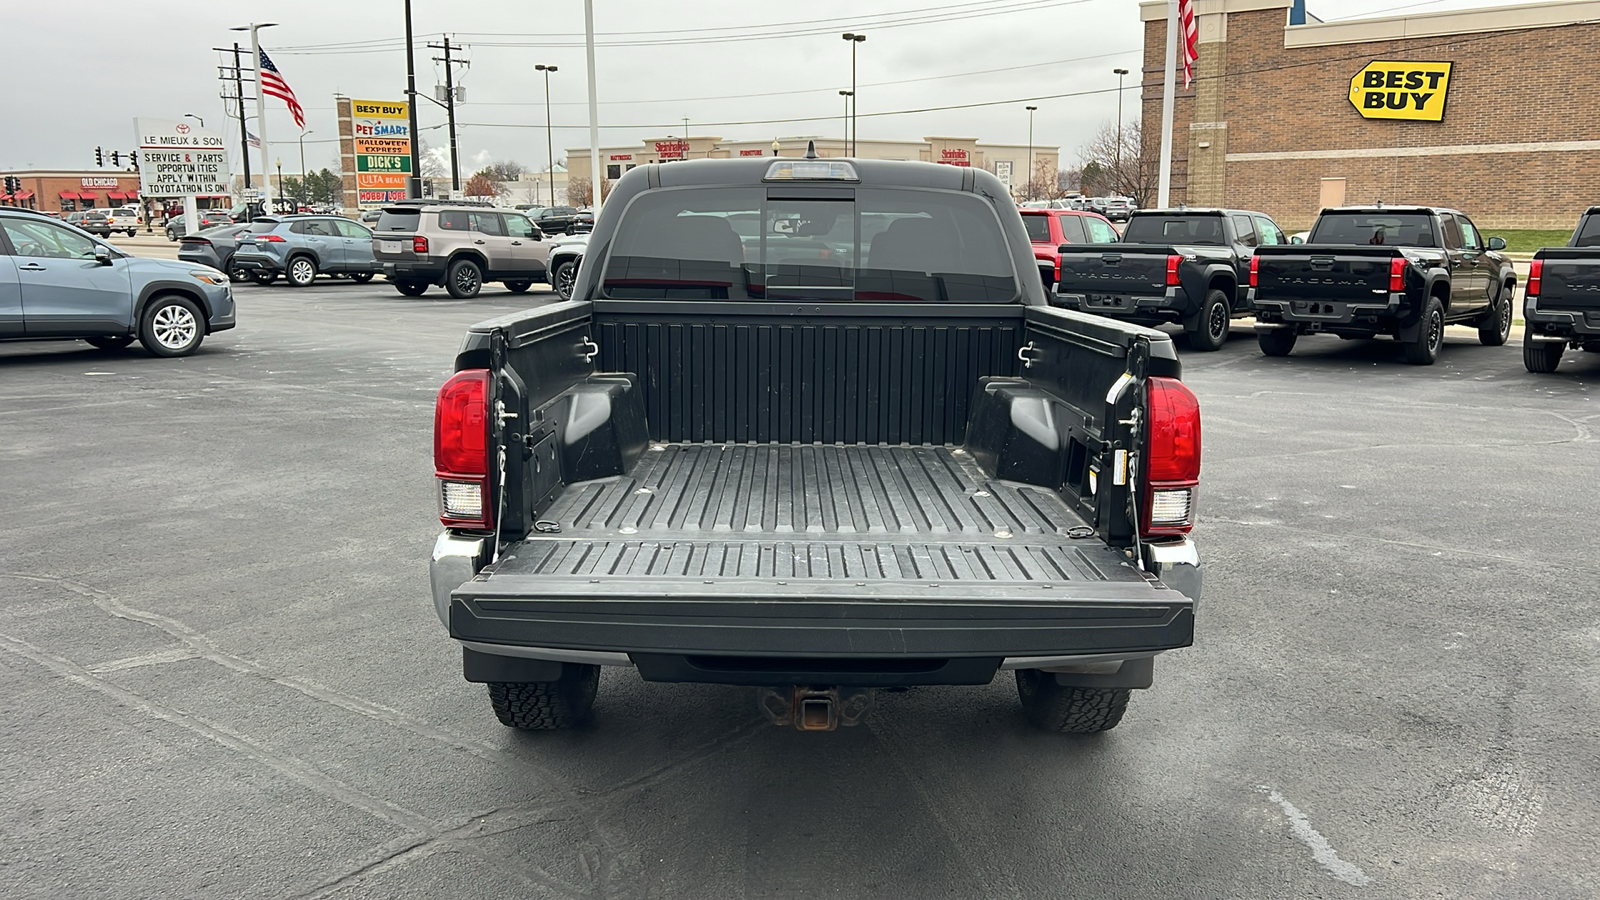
1348 61 1453 122
132 118 231 197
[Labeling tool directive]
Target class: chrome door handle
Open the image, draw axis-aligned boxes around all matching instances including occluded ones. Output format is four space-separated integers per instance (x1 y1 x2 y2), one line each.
18 263 46 271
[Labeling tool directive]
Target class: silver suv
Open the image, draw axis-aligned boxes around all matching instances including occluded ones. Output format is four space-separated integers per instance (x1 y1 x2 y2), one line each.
371 206 551 298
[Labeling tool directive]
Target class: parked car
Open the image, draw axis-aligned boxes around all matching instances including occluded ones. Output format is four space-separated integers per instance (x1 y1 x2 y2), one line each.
1054 207 1289 351
102 206 142 237
176 223 256 284
1249 206 1516 365
0 207 235 357
428 157 1202 734
230 215 379 287
1020 207 1121 290
63 211 101 232
1103 198 1135 222
1521 206 1600 372
528 206 584 235
547 231 589 300
360 209 382 225
165 211 232 241
372 205 552 298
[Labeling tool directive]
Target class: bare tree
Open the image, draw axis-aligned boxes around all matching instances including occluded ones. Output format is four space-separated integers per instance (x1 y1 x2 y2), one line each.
1076 119 1156 207
565 176 612 206
482 160 525 182
1023 157 1061 202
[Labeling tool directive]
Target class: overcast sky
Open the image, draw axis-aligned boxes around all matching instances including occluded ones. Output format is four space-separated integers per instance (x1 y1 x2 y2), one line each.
0 0 1554 176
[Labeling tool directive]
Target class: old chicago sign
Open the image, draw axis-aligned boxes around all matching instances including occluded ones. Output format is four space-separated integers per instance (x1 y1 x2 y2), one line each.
1348 61 1453 121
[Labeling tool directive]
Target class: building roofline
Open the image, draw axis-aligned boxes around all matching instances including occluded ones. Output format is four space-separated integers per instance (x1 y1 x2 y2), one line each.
1283 0 1600 48
0 170 141 178
1140 0 1291 22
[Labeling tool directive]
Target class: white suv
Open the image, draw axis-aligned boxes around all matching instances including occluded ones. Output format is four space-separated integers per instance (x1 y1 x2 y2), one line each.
102 206 143 237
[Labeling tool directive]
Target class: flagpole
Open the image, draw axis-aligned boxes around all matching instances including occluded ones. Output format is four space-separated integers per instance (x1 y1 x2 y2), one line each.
249 25 273 215
1157 0 1178 209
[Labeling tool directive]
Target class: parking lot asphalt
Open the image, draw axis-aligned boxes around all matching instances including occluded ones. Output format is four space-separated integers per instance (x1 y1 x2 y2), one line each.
2 280 1597 899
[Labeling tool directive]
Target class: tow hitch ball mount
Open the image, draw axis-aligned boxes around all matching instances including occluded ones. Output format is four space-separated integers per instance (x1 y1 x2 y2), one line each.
757 686 875 731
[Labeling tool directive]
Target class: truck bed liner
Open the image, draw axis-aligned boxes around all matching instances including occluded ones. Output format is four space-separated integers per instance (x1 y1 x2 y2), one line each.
489 443 1142 585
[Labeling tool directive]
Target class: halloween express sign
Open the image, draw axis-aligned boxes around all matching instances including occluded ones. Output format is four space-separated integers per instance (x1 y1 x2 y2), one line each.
1348 61 1453 121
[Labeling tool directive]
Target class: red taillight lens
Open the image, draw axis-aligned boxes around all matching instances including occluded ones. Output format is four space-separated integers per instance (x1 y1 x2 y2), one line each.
185 237 211 246
1142 376 1201 538
1389 257 1406 292
1166 254 1181 287
257 233 286 243
434 369 493 529
413 235 429 254
1527 259 1543 298
1249 255 1260 288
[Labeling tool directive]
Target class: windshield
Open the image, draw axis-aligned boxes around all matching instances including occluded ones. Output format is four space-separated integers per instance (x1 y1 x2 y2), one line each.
1122 215 1227 245
1020 214 1052 243
601 186 1018 302
1310 213 1437 247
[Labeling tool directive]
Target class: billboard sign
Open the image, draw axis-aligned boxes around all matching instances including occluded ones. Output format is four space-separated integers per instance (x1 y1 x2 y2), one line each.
347 99 412 207
133 117 231 197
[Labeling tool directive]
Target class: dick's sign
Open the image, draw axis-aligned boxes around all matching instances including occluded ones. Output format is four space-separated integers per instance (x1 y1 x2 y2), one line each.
1348 61 1453 122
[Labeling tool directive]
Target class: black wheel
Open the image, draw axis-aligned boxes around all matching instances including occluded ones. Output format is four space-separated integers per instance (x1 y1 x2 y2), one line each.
487 664 600 730
85 335 134 351
1185 289 1231 352
127 229 137 238
394 281 429 297
350 272 374 284
137 295 205 358
446 258 483 299
1402 296 1445 365
504 279 532 294
1016 669 1130 733
1477 285 1512 347
165 228 177 242
286 255 318 288
250 270 277 286
1523 339 1565 373
225 257 250 284
552 259 577 301
1257 328 1297 357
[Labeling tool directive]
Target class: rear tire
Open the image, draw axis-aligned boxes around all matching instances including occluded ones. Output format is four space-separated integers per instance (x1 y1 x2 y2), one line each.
166 228 177 242
487 664 600 730
1523 339 1564 373
1185 289 1231 352
85 335 134 351
446 258 483 299
504 279 532 294
1477 285 1512 346
552 259 577 301
286 256 318 288
1016 669 1130 733
350 272 374 284
1257 328 1297 357
1402 296 1445 365
394 281 428 297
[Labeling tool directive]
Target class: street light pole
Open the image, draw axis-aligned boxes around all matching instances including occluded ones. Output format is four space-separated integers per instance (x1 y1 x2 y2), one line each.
230 22 278 214
1025 105 1037 201
536 64 558 207
838 91 852 152
298 129 313 208
1113 67 1130 191
842 33 865 155
276 158 284 209
184 113 205 128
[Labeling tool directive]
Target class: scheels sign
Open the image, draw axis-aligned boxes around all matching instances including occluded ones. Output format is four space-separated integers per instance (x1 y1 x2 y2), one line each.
1348 60 1453 122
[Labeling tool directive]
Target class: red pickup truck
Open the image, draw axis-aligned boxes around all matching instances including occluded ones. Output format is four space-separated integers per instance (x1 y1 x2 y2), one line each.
1022 208 1121 289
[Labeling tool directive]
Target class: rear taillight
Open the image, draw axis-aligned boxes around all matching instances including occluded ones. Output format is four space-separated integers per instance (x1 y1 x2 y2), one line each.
1527 259 1543 298
434 369 493 530
1249 255 1260 288
257 233 286 242
1166 254 1181 287
1142 376 1201 539
413 235 429 254
1389 257 1406 292
184 237 211 246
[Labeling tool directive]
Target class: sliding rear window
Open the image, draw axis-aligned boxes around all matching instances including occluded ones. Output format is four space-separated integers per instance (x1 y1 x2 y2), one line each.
599 186 1018 302
1309 213 1437 247
1122 215 1228 246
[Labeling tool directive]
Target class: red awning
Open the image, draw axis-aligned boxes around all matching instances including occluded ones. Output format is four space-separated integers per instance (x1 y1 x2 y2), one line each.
15 190 34 200
107 191 127 201
124 190 139 199
0 193 11 202
58 190 79 200
78 191 98 200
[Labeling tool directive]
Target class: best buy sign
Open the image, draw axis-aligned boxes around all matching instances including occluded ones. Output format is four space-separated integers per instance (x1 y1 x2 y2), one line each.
1348 61 1453 122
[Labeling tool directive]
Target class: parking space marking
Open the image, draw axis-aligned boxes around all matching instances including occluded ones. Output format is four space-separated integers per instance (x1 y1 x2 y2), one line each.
1259 787 1371 886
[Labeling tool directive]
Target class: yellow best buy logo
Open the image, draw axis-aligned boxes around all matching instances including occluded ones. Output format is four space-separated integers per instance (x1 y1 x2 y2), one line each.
1348 61 1453 122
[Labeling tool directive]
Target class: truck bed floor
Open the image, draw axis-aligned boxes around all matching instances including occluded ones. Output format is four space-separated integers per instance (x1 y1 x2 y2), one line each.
491 444 1142 586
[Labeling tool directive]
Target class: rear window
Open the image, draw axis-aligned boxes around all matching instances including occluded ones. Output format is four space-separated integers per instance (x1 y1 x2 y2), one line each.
1309 213 1436 247
1057 215 1088 243
1122 215 1227 245
1573 215 1600 248
438 210 472 231
1020 214 1051 243
375 209 422 232
601 186 1018 303
246 219 282 234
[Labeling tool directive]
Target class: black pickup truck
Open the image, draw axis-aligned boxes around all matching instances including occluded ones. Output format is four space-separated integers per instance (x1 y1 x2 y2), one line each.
1250 206 1516 365
1053 208 1289 351
1523 207 1600 373
428 156 1204 735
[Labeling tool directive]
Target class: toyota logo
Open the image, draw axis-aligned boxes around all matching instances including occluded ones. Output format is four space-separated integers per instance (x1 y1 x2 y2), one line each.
175 123 191 134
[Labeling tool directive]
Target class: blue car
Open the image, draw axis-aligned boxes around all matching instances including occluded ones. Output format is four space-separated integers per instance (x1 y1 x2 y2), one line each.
231 215 378 287
0 208 236 357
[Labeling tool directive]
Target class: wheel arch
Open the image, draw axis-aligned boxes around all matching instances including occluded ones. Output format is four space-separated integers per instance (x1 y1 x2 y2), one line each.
134 281 212 331
446 249 490 270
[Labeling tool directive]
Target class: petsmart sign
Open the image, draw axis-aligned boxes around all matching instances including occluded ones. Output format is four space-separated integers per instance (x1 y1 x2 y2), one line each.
1348 61 1453 122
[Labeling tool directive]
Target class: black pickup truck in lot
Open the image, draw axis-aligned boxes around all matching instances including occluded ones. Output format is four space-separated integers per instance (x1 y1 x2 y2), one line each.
1053 208 1289 351
1249 206 1516 365
1523 207 1600 373
429 157 1204 734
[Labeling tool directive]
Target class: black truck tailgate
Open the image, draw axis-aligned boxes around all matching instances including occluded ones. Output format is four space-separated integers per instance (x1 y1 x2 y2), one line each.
450 444 1193 658
1253 244 1399 302
1533 248 1600 311
1057 245 1170 297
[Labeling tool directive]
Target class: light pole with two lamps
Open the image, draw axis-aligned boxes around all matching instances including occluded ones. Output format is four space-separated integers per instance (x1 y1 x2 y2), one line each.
1113 67 1130 190
536 64 558 206
841 32 866 155
1025 105 1037 201
228 22 277 212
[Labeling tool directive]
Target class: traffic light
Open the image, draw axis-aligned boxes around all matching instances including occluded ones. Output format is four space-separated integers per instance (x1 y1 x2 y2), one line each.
129 151 139 171
95 146 104 167
110 150 121 167
3 176 17 193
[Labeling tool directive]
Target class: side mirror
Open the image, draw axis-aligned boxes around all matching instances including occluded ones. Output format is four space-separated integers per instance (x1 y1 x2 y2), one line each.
93 245 114 266
1289 235 1304 244
1487 236 1506 251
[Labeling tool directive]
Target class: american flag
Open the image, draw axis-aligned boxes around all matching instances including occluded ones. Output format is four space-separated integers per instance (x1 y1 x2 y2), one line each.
258 48 305 130
1178 0 1199 89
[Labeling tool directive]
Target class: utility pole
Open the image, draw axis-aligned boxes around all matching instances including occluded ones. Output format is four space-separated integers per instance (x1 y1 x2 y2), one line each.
428 36 467 192
404 0 423 199
232 44 252 193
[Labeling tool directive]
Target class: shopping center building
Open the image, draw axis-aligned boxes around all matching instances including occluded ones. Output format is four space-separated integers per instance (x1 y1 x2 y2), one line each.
1141 0 1600 229
0 170 143 214
564 136 1059 199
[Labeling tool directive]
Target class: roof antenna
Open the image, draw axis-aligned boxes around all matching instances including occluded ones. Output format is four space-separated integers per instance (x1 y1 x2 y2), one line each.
805 140 818 159
1375 199 1384 208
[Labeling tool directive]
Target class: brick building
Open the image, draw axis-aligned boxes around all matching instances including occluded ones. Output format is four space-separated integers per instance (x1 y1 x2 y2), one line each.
0 170 144 214
1141 0 1600 229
